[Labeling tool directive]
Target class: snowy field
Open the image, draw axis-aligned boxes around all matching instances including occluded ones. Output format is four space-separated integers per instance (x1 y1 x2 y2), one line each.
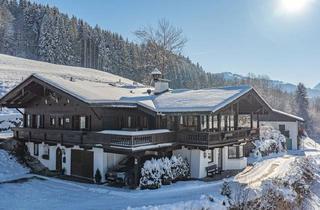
0 138 319 210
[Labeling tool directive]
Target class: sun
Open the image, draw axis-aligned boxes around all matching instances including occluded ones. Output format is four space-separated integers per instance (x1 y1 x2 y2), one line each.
278 0 313 15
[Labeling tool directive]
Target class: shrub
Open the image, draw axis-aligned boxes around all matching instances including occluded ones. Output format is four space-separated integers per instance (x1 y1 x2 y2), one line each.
161 157 173 185
171 155 190 181
221 181 232 198
140 158 162 189
95 168 102 184
139 155 190 189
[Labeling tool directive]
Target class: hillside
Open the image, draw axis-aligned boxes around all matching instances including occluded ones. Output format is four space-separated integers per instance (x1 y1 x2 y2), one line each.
0 0 219 89
221 72 320 98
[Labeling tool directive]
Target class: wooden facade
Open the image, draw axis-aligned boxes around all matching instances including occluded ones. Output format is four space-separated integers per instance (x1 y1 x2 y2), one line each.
1 75 269 153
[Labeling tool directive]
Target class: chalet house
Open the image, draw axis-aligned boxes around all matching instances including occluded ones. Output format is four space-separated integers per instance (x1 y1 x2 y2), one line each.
0 68 303 186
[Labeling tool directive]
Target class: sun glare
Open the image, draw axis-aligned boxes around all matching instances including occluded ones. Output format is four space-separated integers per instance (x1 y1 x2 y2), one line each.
278 0 313 15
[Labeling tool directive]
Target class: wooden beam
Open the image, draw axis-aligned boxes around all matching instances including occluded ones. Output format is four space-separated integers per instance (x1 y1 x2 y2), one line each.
15 108 24 115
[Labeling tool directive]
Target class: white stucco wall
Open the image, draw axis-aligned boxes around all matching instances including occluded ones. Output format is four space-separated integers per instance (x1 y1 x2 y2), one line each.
260 121 299 150
173 146 247 179
25 142 127 182
26 142 56 170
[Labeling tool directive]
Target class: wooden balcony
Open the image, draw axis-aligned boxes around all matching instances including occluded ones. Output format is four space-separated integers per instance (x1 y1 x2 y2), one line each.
12 127 259 151
177 128 259 148
12 127 176 150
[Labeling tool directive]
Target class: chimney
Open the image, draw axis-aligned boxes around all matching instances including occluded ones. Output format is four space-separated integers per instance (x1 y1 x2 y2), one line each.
151 68 170 94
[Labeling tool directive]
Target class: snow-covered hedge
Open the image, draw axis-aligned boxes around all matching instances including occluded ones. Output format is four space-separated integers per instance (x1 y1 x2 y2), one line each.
140 155 190 189
253 126 286 158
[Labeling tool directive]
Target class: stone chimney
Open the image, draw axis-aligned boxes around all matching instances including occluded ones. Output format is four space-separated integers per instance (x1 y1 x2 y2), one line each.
151 68 170 94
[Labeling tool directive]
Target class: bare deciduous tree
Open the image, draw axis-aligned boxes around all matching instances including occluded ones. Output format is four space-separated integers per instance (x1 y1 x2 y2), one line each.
134 18 187 75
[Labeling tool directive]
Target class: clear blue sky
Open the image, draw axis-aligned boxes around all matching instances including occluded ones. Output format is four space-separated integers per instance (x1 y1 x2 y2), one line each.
32 0 320 88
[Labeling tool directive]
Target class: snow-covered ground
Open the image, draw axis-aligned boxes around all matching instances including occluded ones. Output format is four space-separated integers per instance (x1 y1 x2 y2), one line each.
1 138 320 210
0 149 29 182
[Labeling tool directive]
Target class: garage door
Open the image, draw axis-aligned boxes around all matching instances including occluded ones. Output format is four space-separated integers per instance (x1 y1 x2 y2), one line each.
71 150 94 179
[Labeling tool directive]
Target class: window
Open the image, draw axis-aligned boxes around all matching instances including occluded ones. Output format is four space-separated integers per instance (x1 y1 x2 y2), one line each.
279 124 286 132
228 146 244 159
36 115 41 128
50 116 55 126
127 116 132 128
221 115 225 131
34 144 39 156
65 118 70 123
80 116 87 129
58 117 64 127
42 144 50 160
238 115 251 128
208 149 214 163
26 114 31 127
228 146 237 159
213 115 218 130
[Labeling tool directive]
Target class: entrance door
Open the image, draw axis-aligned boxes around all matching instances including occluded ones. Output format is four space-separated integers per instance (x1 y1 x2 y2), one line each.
56 148 62 173
71 150 94 179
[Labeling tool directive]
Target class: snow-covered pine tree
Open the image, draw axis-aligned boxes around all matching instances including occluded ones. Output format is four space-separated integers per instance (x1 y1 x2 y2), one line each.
295 83 312 134
139 158 162 189
160 157 173 185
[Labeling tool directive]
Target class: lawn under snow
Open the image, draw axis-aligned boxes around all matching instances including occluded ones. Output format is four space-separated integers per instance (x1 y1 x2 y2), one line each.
0 149 29 182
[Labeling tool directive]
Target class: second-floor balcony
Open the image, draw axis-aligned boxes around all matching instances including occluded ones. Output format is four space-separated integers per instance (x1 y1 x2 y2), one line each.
12 127 176 151
177 128 259 148
13 126 259 151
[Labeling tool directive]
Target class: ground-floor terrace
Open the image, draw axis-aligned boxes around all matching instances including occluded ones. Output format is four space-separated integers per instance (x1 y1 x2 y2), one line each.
13 126 259 187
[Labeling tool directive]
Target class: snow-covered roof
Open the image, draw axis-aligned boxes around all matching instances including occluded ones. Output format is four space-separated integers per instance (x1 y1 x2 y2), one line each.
272 109 304 122
0 54 297 118
33 74 254 113
151 68 162 75
153 86 252 113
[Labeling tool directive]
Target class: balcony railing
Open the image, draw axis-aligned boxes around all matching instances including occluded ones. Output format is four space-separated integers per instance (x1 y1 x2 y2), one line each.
12 127 259 149
177 128 259 147
12 127 176 149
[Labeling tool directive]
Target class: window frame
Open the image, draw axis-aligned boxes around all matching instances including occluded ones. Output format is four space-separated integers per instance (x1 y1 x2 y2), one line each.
80 116 87 130
33 143 39 156
228 146 244 159
42 144 50 160
50 116 55 127
208 149 214 163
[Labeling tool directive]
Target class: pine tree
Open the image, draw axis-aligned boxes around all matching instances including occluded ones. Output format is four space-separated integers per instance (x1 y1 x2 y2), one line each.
295 83 311 134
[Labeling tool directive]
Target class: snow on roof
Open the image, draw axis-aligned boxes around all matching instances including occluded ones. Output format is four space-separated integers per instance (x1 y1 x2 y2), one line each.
153 86 253 113
23 73 253 113
33 74 149 103
0 54 256 113
97 129 171 136
151 68 162 75
272 109 304 122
